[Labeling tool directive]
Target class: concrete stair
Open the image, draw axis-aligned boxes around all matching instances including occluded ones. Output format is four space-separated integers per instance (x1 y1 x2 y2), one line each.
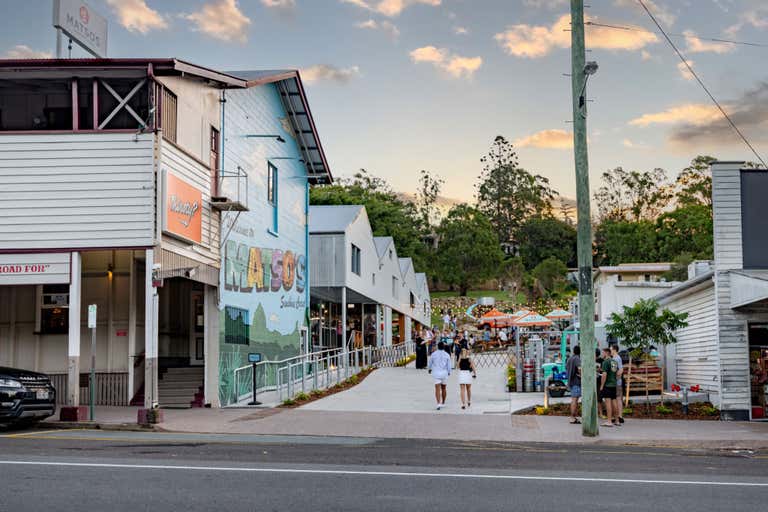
158 367 204 409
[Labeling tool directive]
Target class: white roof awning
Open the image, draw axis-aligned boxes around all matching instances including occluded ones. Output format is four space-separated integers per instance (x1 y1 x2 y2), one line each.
730 270 768 309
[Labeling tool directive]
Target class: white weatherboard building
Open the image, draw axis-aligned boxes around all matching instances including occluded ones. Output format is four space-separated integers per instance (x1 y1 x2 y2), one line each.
309 205 431 350
593 263 678 322
0 58 331 415
655 162 768 421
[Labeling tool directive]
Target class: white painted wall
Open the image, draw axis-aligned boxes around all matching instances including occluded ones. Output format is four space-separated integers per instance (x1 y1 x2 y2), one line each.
597 279 677 321
0 133 155 250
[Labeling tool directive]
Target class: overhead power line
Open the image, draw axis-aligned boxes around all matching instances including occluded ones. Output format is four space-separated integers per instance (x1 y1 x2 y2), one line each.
635 0 767 168
585 21 768 49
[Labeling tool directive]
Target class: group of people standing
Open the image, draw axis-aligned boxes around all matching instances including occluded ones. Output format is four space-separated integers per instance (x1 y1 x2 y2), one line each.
414 328 477 410
566 344 625 427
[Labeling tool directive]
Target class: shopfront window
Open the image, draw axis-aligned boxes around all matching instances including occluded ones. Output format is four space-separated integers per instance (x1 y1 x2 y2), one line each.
40 284 69 335
224 306 250 345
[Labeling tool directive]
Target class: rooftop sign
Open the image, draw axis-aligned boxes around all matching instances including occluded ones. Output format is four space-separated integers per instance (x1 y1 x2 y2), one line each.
53 0 108 58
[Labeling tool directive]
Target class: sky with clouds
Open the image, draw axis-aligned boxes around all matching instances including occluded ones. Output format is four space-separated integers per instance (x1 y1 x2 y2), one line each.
2 0 767 201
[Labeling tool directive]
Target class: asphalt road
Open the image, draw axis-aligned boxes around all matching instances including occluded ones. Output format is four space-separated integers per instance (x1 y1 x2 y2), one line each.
1 429 767 512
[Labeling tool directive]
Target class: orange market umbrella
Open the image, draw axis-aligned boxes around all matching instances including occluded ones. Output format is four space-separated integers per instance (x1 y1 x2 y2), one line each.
513 312 553 327
478 308 515 328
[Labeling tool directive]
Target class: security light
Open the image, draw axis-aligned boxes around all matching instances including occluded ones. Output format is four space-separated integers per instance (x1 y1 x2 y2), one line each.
584 61 599 76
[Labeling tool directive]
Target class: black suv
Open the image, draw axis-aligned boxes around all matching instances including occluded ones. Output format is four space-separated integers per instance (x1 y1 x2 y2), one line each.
0 366 56 427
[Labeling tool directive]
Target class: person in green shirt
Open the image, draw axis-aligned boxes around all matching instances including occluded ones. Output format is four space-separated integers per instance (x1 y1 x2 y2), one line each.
599 347 619 427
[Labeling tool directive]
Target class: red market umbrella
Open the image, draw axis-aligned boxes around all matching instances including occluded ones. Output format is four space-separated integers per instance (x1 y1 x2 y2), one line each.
513 312 553 327
478 308 515 328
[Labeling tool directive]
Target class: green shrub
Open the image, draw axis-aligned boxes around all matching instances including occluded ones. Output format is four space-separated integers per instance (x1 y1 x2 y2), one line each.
282 398 296 406
294 392 310 401
656 404 673 415
622 407 633 416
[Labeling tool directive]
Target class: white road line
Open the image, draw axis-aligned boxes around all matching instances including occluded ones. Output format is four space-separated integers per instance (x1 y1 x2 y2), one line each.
0 460 765 487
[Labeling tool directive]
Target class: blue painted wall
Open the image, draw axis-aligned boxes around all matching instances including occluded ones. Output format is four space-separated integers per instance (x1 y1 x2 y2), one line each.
218 81 308 406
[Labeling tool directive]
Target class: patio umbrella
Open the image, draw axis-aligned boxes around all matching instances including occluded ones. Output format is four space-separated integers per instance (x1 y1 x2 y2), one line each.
513 312 553 327
545 308 573 320
478 308 515 328
511 309 531 319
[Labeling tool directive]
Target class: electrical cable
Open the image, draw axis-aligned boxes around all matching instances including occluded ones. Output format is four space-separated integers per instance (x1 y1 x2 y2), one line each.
635 0 767 168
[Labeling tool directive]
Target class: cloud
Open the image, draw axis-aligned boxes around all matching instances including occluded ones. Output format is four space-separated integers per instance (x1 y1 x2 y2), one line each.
494 14 657 58
453 26 468 35
106 0 167 33
628 103 722 127
666 83 768 148
683 30 733 54
3 45 52 59
641 50 653 60
677 59 695 80
409 46 482 78
614 0 676 27
622 138 648 149
185 0 251 43
523 0 567 8
725 6 768 37
355 19 400 39
301 64 361 84
340 0 441 17
513 129 573 149
261 0 295 9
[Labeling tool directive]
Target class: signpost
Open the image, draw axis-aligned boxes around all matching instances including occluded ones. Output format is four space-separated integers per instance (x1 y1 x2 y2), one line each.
52 0 108 58
248 353 262 406
87 304 97 421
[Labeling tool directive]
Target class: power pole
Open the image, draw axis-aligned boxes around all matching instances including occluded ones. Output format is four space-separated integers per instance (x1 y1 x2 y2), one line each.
570 0 598 437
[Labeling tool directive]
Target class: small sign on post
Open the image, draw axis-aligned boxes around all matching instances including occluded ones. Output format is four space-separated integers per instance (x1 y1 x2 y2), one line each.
248 353 262 406
87 304 97 421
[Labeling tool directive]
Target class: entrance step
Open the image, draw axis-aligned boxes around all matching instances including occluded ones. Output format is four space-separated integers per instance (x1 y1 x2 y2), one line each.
158 367 204 409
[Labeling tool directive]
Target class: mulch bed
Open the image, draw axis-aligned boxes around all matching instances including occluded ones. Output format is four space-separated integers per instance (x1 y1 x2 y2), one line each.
517 400 721 420
278 366 376 408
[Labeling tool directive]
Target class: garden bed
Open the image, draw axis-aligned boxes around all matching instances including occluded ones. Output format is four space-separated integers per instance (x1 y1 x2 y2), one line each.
279 366 376 408
517 400 721 420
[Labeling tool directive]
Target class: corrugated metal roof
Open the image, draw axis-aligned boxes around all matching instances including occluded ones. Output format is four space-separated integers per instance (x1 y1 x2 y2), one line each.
309 205 363 234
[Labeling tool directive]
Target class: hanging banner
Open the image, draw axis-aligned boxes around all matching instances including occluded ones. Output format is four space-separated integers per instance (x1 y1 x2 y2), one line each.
0 253 71 285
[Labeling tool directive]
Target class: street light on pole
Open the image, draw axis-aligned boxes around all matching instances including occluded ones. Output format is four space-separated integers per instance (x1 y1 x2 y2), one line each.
570 0 599 437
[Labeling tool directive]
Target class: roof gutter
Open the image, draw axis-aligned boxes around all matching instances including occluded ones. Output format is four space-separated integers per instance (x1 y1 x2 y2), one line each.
654 271 714 305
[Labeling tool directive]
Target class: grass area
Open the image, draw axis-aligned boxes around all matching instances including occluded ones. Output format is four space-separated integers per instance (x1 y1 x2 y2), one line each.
431 289 513 300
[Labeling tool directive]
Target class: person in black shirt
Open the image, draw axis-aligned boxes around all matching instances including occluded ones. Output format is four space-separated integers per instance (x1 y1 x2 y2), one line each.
457 348 477 409
565 345 581 424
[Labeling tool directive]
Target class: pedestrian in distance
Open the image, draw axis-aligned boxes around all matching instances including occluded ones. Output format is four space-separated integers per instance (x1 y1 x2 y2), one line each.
415 329 428 370
457 348 477 409
428 341 452 410
566 345 582 424
595 348 605 419
599 347 620 427
610 344 625 424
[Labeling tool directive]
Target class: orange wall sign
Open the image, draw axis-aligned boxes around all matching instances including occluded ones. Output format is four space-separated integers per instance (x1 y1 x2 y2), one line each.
164 172 202 244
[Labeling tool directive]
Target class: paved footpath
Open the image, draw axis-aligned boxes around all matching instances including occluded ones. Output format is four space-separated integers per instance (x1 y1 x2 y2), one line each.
41 367 768 448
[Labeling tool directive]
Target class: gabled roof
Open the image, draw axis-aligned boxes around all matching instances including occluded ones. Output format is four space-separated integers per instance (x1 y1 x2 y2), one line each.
373 236 394 259
399 257 413 276
309 205 364 234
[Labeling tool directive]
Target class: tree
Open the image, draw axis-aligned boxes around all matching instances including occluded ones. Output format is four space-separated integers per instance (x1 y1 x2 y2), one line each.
531 257 568 295
476 135 557 245
435 205 504 296
414 169 444 231
662 252 695 282
310 169 432 276
593 220 658 266
518 216 577 270
594 167 672 222
656 204 713 261
606 299 688 409
675 155 716 208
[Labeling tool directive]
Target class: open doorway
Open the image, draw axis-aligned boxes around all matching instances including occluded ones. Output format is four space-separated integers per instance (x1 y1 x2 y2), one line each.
749 324 768 420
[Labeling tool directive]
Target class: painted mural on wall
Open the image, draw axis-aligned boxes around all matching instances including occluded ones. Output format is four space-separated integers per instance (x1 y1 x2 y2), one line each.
217 81 309 406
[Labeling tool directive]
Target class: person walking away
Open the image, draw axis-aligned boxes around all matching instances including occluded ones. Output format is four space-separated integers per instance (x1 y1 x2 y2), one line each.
566 345 582 424
415 330 428 369
428 341 452 410
458 348 477 409
442 311 451 331
599 347 619 427
499 328 508 346
611 344 625 424
454 335 464 365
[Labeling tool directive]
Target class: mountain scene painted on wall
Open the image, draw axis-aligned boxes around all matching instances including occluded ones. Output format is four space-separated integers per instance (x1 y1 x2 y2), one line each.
218 303 302 406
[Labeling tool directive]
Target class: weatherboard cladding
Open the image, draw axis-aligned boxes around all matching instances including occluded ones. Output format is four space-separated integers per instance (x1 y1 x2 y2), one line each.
711 165 752 413
160 139 219 266
0 132 155 251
